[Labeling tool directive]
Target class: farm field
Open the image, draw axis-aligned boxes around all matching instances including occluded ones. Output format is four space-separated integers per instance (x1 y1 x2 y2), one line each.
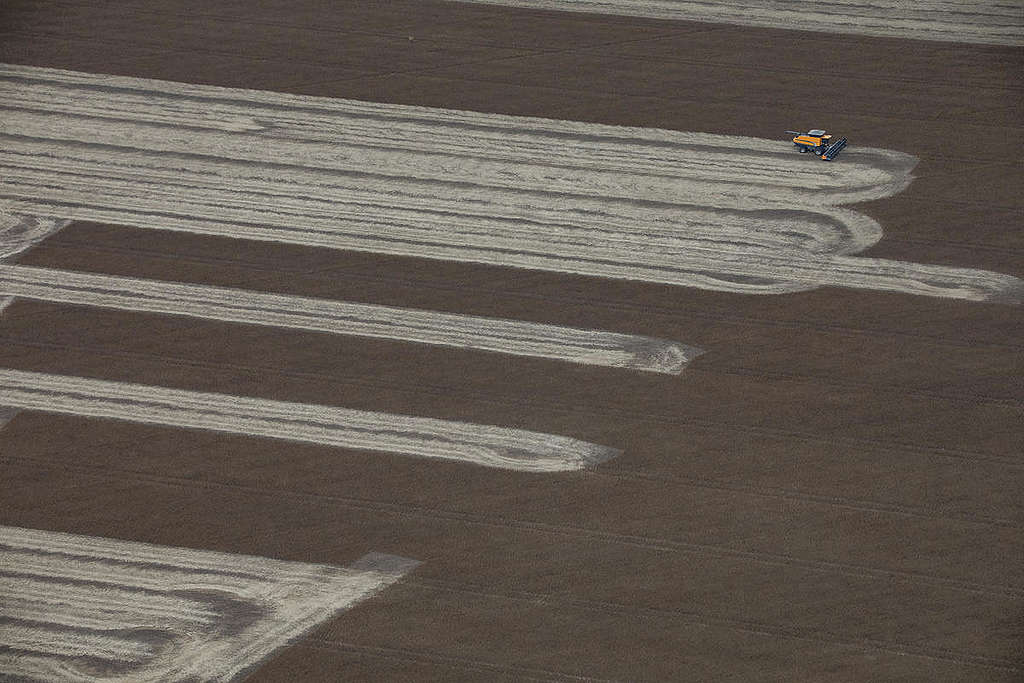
1 1 1022 681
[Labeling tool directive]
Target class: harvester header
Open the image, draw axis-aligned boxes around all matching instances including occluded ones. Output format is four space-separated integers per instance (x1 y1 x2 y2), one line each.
785 129 848 161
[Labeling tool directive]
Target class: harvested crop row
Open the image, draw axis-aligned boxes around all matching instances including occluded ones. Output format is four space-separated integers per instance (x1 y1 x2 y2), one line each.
0 525 419 682
2 65 1017 303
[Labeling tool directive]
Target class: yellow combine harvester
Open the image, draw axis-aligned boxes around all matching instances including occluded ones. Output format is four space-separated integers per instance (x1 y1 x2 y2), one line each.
786 129 848 161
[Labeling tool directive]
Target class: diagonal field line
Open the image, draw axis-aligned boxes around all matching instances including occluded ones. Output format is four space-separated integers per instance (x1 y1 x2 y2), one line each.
393 577 1023 673
0 406 17 432
300 639 624 682
0 213 69 262
7 455 1020 600
0 263 700 374
35 233 1024 352
0 368 620 472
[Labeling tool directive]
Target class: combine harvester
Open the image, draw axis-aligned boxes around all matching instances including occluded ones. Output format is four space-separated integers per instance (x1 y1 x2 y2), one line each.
786 129 848 161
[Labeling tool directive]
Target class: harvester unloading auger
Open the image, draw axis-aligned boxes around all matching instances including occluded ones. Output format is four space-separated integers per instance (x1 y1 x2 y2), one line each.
786 129 848 161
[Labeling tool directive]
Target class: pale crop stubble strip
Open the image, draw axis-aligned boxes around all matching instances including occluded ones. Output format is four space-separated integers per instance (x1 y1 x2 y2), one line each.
0 264 700 374
2 65 1018 304
0 368 620 472
442 0 1024 46
0 525 420 682
0 210 70 314
0 212 69 262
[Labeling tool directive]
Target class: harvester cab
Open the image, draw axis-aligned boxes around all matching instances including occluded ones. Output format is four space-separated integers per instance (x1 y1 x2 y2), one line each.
785 129 848 161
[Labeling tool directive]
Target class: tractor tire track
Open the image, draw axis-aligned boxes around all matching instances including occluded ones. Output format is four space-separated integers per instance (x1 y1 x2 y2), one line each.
0 334 1019 468
298 639 616 683
6 416 1020 532
585 468 1024 530
1 318 1017 411
3 456 1021 601
402 577 1024 673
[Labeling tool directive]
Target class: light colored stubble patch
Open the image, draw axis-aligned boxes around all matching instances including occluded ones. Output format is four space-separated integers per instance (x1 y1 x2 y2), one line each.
0 210 70 262
0 525 420 682
0 264 701 374
2 65 1015 304
0 368 620 472
0 206 71 316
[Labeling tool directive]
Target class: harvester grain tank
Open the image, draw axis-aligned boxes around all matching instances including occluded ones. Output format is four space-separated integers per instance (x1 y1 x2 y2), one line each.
785 129 848 161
